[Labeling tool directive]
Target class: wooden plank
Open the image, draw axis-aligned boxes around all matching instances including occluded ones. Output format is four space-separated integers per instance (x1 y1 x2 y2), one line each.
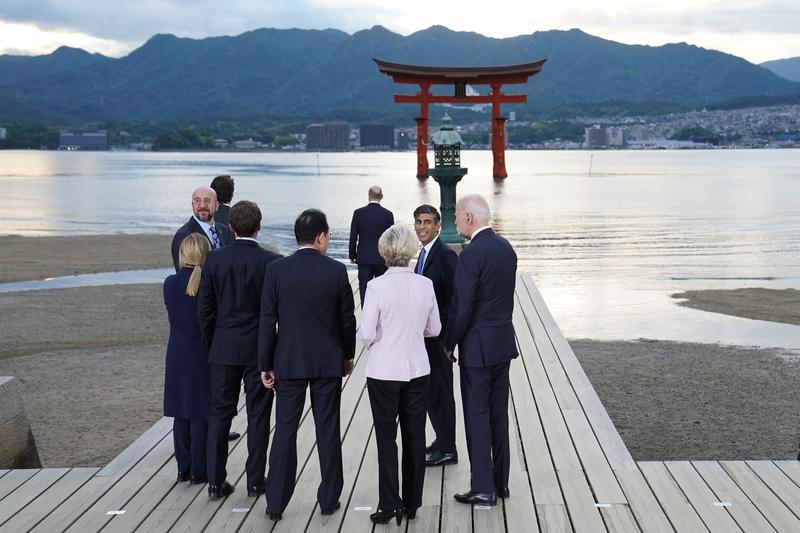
64 432 174 532
441 364 475 533
598 504 640 533
510 304 572 503
521 275 636 470
516 283 627 506
408 424 444 533
0 470 8 479
0 468 68 526
96 416 173 478
747 461 800 515
558 469 607 533
504 400 541 533
638 462 708 533
0 469 39 501
536 504 572 533
693 461 777 533
0 467 97 532
615 468 675 533
337 430 380 533
665 462 741 533
720 461 800 533
774 461 800 488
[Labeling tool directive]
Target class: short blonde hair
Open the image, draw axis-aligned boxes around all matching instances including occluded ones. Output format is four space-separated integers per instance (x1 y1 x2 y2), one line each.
178 233 211 297
378 224 419 267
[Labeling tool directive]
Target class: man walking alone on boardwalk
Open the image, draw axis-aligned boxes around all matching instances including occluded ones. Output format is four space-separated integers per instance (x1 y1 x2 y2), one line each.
349 185 394 306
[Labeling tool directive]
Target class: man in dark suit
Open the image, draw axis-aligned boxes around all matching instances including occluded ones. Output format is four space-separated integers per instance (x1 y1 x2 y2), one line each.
171 186 233 272
210 175 234 227
349 185 394 305
413 204 459 468
259 209 356 521
197 200 282 499
444 194 518 507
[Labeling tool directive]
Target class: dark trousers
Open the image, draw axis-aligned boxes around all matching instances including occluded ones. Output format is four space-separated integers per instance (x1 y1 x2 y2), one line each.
207 364 273 488
426 338 457 454
460 361 511 494
173 417 208 477
266 377 343 514
357 263 387 307
367 375 429 512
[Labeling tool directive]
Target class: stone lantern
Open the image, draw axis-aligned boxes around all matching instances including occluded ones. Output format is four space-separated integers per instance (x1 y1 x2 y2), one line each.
428 113 468 244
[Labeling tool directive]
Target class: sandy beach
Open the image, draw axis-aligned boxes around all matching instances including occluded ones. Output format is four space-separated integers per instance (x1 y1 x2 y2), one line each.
673 288 800 326
1 234 798 466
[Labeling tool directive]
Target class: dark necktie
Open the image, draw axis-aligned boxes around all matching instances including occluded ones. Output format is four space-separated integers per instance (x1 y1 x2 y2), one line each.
209 226 220 249
415 246 427 274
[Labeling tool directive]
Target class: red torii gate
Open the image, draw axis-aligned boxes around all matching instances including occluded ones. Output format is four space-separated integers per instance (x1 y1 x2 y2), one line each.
374 58 546 179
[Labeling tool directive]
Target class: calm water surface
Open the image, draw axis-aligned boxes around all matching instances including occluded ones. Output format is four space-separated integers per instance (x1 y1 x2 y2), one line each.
1 149 798 348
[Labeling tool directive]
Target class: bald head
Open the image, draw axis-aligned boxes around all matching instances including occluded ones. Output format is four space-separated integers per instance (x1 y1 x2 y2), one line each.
192 186 219 222
368 186 384 202
454 194 491 239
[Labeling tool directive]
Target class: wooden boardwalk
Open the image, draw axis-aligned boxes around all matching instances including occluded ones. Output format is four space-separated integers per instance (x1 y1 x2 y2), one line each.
2 273 800 532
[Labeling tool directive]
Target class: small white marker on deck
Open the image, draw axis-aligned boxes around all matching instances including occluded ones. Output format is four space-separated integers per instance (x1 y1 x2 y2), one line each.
474 505 492 510
354 506 372 511
106 510 126 515
232 508 250 513
594 503 611 508
713 502 732 507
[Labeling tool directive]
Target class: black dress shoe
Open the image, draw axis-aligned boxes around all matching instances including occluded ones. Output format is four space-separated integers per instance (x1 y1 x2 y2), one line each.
320 500 341 515
208 481 234 499
454 490 497 506
498 487 510 498
426 450 458 467
247 477 267 497
370 508 404 525
227 431 241 441
425 442 438 454
190 474 208 485
266 507 282 521
176 471 190 483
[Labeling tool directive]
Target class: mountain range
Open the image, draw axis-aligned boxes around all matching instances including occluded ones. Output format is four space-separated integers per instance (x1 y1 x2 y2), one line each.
1 25 799 124
761 57 800 83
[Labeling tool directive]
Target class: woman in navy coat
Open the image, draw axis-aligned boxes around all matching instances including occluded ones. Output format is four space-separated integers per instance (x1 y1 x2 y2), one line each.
164 232 212 484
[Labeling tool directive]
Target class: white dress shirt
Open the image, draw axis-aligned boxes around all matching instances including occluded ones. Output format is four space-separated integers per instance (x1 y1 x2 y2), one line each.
359 267 441 381
415 235 438 272
193 215 217 244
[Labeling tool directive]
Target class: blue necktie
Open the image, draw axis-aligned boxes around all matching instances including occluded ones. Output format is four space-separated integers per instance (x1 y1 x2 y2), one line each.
415 247 427 274
209 226 220 249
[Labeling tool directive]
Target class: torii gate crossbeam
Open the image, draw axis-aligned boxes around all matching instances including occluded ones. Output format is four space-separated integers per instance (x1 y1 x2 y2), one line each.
374 58 546 179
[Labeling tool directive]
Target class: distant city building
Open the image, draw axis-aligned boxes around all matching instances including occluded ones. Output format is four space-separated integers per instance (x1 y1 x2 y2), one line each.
584 125 627 148
0 127 6 140
508 111 516 122
213 138 229 148
584 125 607 148
360 124 395 149
306 122 350 150
58 130 108 150
396 131 410 150
628 126 654 142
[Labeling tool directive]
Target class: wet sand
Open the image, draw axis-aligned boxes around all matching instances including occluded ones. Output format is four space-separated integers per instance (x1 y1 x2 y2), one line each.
673 288 800 326
0 235 172 283
1 234 798 466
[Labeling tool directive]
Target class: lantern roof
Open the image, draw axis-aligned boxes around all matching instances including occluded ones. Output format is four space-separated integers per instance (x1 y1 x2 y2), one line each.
431 113 462 146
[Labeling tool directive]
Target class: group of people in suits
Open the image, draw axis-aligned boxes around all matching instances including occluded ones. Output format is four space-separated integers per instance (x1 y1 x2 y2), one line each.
164 178 518 525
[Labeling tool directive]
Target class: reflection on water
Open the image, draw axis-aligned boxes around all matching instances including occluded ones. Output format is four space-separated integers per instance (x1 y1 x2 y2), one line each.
1 149 799 348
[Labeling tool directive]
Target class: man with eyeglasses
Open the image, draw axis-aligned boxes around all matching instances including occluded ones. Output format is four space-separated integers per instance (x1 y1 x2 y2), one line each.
171 186 233 271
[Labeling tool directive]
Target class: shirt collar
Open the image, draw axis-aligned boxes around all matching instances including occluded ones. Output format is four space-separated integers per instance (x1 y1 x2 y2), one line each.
386 266 414 273
422 235 438 254
193 215 213 231
237 237 257 242
471 225 491 239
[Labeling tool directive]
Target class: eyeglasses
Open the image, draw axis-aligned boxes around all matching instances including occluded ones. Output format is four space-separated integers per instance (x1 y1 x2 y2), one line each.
192 198 215 206
327 231 335 238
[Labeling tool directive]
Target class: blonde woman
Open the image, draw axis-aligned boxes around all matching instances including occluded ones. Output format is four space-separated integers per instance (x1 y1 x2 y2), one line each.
358 224 441 524
164 232 212 484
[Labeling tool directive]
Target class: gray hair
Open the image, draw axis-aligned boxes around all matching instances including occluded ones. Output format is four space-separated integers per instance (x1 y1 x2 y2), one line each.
458 194 491 223
378 224 419 267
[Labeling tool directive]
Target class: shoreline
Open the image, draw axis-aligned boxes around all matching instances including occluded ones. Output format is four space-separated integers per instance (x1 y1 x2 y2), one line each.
673 288 800 326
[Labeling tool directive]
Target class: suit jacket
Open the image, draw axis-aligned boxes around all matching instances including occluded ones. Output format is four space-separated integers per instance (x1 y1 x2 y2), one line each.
348 203 394 264
419 237 458 333
171 217 232 271
444 228 518 368
258 248 356 379
197 239 282 366
214 204 231 227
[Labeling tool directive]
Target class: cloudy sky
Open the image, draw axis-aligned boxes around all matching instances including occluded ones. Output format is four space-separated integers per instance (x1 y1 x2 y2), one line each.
0 0 797 64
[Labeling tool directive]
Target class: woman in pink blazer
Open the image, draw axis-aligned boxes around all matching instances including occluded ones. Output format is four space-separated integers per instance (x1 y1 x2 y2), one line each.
359 224 441 525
